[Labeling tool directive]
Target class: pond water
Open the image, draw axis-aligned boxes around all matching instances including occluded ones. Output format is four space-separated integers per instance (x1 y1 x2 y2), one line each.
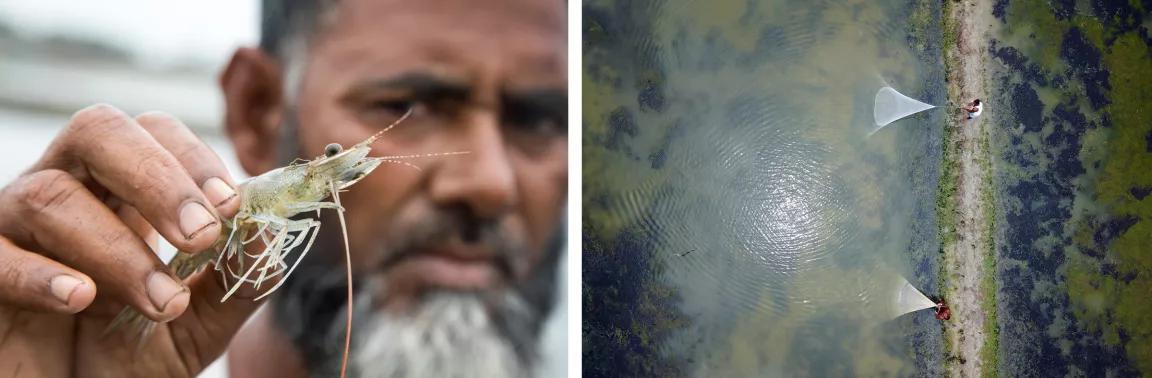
988 0 1151 375
583 0 948 375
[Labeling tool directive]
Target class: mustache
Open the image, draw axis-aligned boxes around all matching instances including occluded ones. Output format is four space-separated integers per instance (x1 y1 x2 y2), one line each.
379 205 520 279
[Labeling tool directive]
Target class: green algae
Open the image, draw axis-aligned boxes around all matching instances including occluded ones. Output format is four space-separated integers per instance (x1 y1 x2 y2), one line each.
1003 0 1067 72
995 0 1152 373
1066 31 1152 373
908 0 934 53
582 2 692 375
978 125 1000 378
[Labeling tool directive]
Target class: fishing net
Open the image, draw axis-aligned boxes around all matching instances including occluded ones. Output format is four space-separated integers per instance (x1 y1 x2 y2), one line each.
873 86 935 127
892 275 936 319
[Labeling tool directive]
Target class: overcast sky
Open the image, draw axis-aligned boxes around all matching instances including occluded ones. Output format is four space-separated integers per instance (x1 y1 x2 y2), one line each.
0 0 258 70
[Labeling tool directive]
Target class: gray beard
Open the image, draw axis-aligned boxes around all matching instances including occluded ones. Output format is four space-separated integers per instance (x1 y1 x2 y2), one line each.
286 279 546 378
351 292 534 378
273 227 562 378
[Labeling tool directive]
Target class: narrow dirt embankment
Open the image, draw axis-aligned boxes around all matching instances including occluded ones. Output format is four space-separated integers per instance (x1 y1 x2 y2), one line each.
939 0 995 377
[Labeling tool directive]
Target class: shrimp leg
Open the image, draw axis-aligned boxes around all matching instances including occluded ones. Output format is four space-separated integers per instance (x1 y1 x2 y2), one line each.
220 214 321 300
252 217 324 300
221 223 289 301
254 218 319 290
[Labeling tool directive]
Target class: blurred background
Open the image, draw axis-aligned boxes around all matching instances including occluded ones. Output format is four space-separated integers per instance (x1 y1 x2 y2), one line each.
0 0 256 182
0 1 566 376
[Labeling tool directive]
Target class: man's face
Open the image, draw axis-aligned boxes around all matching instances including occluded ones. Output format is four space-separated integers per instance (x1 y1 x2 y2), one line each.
291 0 565 314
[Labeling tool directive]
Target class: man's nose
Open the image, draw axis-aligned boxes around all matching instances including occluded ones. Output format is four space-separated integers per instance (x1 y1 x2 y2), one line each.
428 111 517 219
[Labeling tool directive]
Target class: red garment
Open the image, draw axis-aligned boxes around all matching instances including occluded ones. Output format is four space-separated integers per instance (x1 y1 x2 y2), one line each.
935 304 951 320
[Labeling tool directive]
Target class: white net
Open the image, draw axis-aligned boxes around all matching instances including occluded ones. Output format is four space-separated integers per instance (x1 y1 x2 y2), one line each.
892 275 936 319
873 86 935 127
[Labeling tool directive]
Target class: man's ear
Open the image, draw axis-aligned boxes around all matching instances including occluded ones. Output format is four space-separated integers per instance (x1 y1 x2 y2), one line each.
220 47 285 176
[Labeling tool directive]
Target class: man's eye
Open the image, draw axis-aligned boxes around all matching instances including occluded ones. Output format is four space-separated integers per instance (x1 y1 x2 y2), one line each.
508 113 565 137
369 99 415 115
364 99 432 129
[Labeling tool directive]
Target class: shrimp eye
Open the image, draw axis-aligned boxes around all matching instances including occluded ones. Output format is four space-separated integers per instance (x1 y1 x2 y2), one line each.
324 143 343 157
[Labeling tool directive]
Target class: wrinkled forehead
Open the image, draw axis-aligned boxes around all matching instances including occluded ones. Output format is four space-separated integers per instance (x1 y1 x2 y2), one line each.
303 0 566 90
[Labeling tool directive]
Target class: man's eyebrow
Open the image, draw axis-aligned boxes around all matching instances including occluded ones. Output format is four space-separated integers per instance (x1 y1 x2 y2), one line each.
503 88 567 115
358 72 471 99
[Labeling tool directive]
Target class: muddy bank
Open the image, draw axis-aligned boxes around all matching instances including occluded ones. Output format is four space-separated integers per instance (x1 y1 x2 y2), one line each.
937 0 996 376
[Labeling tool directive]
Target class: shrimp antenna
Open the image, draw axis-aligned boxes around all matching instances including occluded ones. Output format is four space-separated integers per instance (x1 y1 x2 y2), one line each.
330 180 354 378
360 107 414 146
376 151 471 160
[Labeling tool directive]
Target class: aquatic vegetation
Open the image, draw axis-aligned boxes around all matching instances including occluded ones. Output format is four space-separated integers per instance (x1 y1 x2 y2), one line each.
1066 31 1152 374
582 1 691 376
978 126 999 378
907 0 935 54
583 225 689 377
990 0 1151 374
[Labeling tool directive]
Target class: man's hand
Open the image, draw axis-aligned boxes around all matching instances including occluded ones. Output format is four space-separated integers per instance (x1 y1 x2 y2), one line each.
0 105 260 377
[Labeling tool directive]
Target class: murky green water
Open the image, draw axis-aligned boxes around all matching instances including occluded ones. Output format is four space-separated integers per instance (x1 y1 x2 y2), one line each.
988 0 1152 375
583 0 948 375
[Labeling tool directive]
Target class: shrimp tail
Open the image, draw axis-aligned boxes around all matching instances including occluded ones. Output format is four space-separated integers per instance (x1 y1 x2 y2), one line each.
101 246 221 347
103 308 156 351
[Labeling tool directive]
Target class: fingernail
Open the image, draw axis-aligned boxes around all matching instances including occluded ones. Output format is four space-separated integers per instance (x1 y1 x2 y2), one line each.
202 177 237 208
179 201 217 240
147 272 187 313
50 275 83 305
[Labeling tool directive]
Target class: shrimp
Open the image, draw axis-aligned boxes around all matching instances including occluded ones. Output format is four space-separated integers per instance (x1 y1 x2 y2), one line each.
105 109 465 376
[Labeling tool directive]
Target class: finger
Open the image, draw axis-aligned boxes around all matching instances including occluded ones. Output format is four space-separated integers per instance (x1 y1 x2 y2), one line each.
116 203 160 253
44 104 222 253
0 169 190 322
0 236 97 313
135 112 241 219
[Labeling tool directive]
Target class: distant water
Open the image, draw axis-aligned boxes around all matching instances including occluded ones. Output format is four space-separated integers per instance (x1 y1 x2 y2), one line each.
583 0 947 376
